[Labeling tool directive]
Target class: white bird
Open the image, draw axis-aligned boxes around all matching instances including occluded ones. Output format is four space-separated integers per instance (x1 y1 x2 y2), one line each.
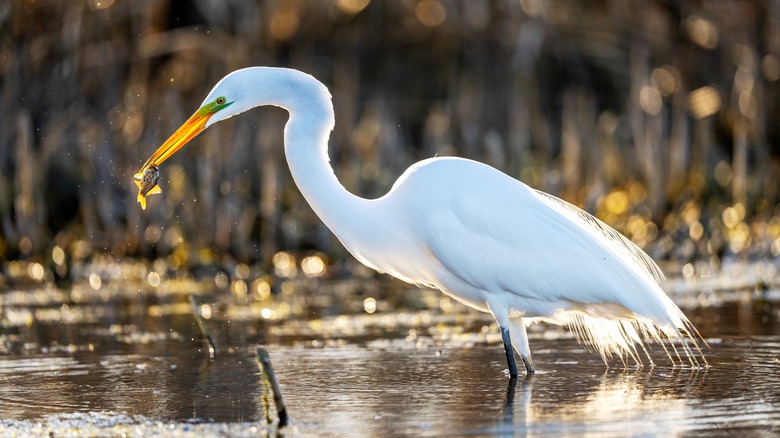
134 67 705 376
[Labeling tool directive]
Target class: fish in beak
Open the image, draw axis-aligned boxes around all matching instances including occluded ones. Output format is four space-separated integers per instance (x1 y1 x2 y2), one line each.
133 164 162 210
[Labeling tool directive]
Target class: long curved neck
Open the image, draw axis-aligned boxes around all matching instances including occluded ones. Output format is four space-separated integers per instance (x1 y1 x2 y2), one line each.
211 68 371 241
276 72 366 237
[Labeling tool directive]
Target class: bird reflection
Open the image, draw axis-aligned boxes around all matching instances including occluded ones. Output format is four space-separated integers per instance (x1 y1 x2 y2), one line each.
499 374 533 437
501 376 517 432
490 365 708 436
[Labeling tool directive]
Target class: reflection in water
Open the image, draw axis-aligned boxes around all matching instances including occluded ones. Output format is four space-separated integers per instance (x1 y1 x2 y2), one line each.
485 336 780 436
500 376 521 436
0 300 778 435
491 365 701 436
3 337 778 436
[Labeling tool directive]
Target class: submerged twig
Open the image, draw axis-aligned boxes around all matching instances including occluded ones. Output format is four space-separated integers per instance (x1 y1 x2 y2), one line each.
260 368 272 423
256 345 289 427
189 295 217 359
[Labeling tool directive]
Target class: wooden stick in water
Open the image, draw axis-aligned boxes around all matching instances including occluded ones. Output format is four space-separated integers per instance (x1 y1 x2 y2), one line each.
256 345 289 427
260 369 272 423
189 295 217 359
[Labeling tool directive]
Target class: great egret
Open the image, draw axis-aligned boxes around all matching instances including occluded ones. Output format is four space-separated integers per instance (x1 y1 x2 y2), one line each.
134 67 705 376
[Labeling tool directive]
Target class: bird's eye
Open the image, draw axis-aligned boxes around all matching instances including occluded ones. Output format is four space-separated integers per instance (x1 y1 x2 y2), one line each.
216 97 226 105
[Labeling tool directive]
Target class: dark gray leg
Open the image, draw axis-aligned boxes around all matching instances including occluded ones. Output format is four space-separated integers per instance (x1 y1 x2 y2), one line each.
521 355 536 375
509 317 536 374
500 326 519 377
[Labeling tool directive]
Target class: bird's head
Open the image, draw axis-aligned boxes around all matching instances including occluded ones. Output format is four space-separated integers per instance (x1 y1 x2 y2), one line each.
139 92 236 169
134 67 285 173
132 74 241 209
133 67 329 209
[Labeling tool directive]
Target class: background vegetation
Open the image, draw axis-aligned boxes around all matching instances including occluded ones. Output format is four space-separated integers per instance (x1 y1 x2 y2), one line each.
1 0 779 279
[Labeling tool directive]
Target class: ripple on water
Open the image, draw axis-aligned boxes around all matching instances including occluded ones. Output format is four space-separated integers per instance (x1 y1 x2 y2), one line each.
0 300 777 436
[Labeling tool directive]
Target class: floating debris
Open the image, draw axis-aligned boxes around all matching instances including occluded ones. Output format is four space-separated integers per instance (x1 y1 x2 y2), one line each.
0 412 267 437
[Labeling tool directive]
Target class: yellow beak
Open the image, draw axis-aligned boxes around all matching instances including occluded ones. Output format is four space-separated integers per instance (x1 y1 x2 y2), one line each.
140 111 213 170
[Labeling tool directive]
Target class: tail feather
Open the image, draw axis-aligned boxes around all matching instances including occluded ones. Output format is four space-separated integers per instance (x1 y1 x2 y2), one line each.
562 310 706 367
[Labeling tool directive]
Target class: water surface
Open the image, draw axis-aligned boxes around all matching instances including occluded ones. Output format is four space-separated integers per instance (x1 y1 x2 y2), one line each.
0 280 779 436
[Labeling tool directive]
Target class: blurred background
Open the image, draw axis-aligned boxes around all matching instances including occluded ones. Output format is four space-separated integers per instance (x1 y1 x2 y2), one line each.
1 0 779 284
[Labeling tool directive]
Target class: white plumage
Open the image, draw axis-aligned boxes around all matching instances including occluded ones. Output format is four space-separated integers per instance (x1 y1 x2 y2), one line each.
137 67 705 376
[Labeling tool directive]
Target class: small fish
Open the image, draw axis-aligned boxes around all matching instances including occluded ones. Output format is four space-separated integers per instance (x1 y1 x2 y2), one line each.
133 163 162 210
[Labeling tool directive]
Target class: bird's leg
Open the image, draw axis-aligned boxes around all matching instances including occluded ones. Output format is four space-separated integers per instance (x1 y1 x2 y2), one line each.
500 326 519 377
509 318 536 374
489 302 523 377
521 355 536 375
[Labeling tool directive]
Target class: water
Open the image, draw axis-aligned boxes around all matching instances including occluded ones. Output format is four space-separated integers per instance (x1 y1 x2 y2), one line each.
0 281 779 436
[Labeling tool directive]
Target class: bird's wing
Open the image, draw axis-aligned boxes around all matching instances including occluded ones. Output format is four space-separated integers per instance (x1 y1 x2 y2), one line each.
531 189 665 283
416 175 664 312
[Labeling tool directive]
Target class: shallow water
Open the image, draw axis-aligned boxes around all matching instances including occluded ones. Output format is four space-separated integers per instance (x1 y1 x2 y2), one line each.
0 280 779 436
